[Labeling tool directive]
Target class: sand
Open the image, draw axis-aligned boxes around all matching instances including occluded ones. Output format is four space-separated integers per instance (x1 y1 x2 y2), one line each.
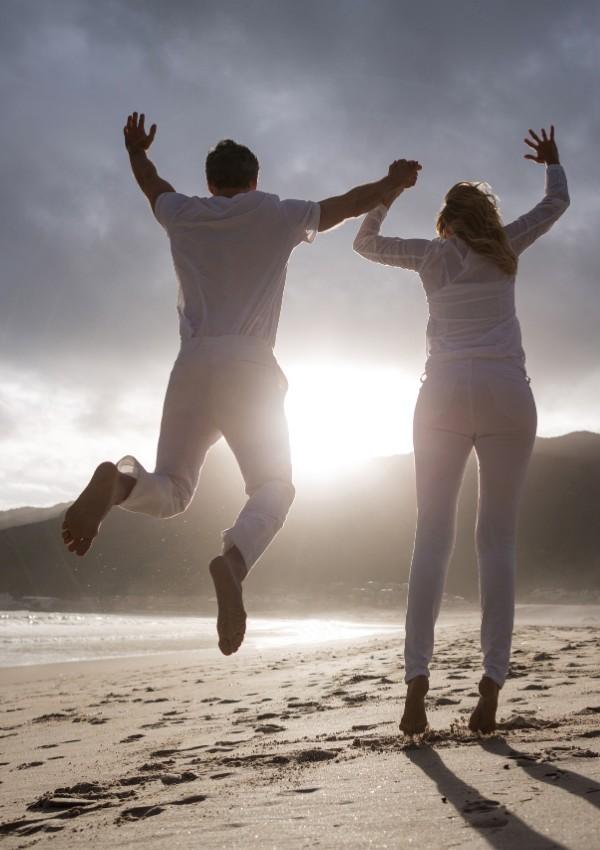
1 613 599 849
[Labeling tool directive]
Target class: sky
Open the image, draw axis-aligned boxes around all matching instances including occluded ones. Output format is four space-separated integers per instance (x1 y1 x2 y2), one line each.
0 0 599 508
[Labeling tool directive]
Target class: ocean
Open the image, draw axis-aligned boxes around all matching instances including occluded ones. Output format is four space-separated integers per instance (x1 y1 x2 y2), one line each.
0 610 403 668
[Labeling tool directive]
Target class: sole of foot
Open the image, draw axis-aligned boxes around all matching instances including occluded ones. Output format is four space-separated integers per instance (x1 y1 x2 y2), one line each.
400 675 429 735
468 675 500 734
209 555 247 656
61 462 121 557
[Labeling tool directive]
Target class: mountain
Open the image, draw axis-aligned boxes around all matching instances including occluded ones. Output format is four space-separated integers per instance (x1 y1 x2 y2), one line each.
0 503 69 531
1 433 599 610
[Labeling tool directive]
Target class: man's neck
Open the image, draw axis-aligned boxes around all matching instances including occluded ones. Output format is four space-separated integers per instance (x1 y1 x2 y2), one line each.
211 186 255 199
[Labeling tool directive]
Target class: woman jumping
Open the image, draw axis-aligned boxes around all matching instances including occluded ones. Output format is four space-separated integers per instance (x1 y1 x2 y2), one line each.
353 127 569 734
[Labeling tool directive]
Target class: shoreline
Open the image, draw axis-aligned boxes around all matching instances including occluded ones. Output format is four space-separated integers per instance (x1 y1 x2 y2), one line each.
2 603 598 672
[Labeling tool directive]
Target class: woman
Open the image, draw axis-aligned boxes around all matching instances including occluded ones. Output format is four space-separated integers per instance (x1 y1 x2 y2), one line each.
353 127 569 734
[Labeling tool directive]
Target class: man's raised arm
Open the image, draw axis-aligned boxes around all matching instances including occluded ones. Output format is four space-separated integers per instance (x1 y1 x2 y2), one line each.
317 159 421 233
124 112 175 211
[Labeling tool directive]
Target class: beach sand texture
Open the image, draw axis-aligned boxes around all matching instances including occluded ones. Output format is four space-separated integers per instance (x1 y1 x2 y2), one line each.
1 616 599 849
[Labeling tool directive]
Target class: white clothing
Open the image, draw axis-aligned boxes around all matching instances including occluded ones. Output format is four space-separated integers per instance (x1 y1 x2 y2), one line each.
118 336 295 570
118 188 320 568
353 166 569 686
154 191 320 345
353 165 569 371
404 359 537 687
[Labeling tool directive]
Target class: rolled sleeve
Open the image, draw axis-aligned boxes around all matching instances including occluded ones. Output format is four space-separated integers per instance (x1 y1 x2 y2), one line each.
281 198 321 246
154 192 189 230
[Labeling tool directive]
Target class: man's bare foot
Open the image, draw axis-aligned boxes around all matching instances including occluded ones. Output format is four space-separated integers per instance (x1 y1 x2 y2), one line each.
62 462 133 557
469 675 500 734
400 675 429 735
209 548 247 656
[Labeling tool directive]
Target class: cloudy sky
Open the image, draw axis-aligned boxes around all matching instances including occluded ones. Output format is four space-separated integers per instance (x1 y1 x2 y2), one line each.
1 0 598 508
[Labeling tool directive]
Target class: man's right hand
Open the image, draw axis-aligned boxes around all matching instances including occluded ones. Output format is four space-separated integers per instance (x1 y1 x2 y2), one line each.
388 159 422 189
124 112 157 154
317 158 421 232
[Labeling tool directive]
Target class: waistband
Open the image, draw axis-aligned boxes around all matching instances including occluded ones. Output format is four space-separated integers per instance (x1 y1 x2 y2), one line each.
423 356 529 381
179 334 277 366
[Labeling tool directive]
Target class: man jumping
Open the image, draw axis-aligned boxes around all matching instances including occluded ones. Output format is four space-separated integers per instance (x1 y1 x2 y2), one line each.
61 112 420 655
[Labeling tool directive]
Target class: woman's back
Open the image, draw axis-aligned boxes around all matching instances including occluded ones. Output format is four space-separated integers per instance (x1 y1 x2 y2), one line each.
353 164 569 371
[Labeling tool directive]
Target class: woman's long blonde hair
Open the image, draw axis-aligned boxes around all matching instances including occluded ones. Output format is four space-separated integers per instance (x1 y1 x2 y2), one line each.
436 182 518 276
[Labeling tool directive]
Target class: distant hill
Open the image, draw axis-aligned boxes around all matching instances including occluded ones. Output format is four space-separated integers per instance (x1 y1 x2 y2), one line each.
0 503 69 531
1 433 599 610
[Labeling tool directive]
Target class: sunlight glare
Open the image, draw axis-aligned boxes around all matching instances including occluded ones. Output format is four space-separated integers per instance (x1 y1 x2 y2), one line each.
285 362 417 480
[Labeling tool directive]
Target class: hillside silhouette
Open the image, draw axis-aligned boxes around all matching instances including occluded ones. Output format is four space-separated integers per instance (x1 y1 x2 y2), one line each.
1 433 599 611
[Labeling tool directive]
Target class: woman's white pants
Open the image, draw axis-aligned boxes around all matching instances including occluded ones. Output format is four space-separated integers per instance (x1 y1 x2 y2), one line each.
404 359 537 687
117 335 295 570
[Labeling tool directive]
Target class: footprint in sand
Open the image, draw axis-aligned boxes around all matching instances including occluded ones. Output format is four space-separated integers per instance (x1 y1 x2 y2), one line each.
0 817 65 837
139 760 176 772
170 794 207 805
282 787 321 795
254 723 287 734
343 693 368 705
119 805 164 821
160 771 198 785
296 749 337 764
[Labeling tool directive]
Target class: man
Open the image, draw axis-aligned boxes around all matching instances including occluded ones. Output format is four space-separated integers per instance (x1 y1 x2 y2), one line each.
62 112 420 656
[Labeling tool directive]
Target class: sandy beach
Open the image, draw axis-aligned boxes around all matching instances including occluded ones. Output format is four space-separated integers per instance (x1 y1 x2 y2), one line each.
1 608 599 849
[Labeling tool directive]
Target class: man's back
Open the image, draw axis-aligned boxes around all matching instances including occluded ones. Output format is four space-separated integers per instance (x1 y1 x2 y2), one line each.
154 190 319 344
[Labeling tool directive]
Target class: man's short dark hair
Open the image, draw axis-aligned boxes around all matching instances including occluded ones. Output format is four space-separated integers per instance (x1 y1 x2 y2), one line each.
205 139 259 189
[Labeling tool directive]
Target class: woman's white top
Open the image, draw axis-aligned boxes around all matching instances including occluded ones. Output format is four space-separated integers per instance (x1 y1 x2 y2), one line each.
353 165 569 371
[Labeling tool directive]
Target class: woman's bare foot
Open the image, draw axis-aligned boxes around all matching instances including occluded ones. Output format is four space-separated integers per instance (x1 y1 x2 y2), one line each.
469 675 500 734
400 675 429 735
209 548 247 656
61 462 134 557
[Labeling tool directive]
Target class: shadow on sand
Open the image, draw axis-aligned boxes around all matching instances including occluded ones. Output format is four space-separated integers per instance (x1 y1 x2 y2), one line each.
404 744 570 850
480 738 600 812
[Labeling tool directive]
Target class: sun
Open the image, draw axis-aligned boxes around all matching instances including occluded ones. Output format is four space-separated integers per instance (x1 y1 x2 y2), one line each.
284 361 417 480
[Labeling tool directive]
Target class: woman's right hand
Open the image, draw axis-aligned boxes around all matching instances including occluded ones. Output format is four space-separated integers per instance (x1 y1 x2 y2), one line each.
384 159 421 207
524 126 560 165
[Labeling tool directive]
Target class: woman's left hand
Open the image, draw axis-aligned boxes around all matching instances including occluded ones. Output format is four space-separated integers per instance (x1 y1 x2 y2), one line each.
524 126 560 165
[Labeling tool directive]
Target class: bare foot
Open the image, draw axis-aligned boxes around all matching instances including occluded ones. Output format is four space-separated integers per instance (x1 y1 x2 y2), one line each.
469 675 500 734
62 462 132 557
400 675 429 735
209 550 247 656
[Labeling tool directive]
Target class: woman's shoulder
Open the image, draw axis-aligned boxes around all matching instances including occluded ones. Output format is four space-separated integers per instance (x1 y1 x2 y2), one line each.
422 236 464 265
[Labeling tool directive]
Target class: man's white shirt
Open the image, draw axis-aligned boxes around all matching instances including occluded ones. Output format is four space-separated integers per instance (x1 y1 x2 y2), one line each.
155 190 320 345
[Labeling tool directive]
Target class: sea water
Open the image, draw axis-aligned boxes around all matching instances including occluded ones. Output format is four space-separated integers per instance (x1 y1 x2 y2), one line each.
3 605 596 669
0 610 403 668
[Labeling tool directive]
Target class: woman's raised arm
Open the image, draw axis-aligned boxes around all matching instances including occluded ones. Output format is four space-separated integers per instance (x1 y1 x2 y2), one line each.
504 126 570 255
352 167 432 272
